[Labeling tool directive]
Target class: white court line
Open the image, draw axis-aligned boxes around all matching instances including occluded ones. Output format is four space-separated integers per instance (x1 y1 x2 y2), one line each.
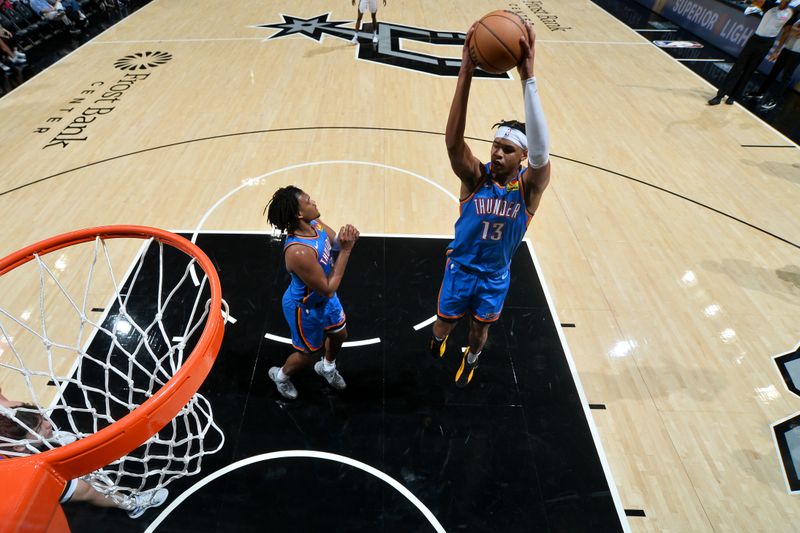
91 37 266 44
590 0 799 149
537 40 649 45
676 58 725 62
634 29 677 32
144 450 446 533
412 315 437 331
192 160 458 242
361 232 456 238
188 160 459 286
264 333 292 344
264 332 381 348
524 240 631 531
342 338 381 347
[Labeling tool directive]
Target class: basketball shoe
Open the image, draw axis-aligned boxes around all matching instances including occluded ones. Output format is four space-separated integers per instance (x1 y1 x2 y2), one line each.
455 348 479 388
125 488 169 519
269 367 298 399
314 360 346 390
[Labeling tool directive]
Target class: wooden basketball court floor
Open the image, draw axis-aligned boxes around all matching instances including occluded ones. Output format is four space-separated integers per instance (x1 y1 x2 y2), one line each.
1 0 799 531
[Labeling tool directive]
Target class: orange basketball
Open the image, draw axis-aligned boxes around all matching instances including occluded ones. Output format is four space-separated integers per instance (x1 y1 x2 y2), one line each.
469 10 528 74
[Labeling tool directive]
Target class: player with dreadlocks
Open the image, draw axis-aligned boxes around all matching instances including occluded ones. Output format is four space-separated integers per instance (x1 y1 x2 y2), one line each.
265 186 360 399
429 21 552 388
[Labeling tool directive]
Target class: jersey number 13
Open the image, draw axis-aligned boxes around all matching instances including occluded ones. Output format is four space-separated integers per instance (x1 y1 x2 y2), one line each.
480 221 505 241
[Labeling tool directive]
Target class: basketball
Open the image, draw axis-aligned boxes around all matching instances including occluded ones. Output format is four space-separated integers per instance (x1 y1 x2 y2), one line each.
469 10 528 74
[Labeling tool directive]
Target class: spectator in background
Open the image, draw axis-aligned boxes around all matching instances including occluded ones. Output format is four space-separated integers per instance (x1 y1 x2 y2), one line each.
0 24 26 71
708 0 798 105
745 19 800 109
28 0 87 34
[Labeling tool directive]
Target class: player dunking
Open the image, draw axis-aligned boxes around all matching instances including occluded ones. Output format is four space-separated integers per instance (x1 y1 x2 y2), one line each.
266 186 360 399
429 21 551 387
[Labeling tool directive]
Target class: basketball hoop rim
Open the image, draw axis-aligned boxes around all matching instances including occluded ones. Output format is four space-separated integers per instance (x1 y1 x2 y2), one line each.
0 225 224 482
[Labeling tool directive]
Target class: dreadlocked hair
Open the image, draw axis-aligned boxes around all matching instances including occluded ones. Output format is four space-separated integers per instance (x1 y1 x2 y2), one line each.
0 403 42 441
492 120 526 135
264 185 303 233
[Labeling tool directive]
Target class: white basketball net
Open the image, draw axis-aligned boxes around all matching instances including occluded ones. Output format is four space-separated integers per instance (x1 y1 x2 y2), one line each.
0 235 225 509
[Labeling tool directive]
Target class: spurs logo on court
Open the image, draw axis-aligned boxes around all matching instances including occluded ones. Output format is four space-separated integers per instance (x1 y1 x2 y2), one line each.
114 51 173 71
772 343 800 494
255 13 511 79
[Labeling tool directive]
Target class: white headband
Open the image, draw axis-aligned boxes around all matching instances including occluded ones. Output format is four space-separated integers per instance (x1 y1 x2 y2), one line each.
494 126 527 150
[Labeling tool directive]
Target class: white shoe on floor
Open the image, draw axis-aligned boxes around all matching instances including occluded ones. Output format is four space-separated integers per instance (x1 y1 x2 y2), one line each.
269 367 298 399
314 360 346 390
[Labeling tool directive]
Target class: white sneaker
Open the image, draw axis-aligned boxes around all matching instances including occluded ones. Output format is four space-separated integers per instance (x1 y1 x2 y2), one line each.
125 488 168 519
314 360 346 390
268 367 298 399
51 430 77 446
0 63 10 74
372 32 378 44
760 99 777 111
13 51 26 61
351 34 358 44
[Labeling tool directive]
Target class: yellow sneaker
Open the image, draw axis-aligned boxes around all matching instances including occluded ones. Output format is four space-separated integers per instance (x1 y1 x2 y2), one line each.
455 348 479 388
429 335 448 359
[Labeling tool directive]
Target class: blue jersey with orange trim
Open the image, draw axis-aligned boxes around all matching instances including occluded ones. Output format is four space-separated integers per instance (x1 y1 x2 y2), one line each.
283 220 334 306
446 163 532 274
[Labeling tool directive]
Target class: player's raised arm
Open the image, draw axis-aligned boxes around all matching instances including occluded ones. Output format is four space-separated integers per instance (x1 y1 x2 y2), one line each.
446 24 484 194
517 22 551 215
286 224 359 298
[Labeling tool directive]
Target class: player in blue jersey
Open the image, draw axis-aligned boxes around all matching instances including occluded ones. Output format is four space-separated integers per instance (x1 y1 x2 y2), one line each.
265 186 360 399
429 21 552 388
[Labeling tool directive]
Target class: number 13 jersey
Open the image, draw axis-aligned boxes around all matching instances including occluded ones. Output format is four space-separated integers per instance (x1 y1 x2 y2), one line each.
446 163 533 275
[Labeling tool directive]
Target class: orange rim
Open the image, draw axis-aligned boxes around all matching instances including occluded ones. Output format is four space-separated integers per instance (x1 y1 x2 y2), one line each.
0 226 224 531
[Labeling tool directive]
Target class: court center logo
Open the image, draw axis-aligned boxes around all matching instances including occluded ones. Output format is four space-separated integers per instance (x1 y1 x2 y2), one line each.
114 51 173 71
36 51 174 149
255 13 510 79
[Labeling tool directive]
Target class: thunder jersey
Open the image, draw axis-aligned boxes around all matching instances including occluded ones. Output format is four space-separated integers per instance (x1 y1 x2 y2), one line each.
283 220 333 306
446 163 532 274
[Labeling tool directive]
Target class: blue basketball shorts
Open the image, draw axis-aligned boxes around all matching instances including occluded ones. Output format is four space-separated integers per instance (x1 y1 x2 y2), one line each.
436 258 510 323
282 294 347 353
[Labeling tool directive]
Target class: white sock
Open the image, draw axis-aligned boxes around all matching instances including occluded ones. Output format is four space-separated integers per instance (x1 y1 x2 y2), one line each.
467 350 480 364
276 368 289 381
323 358 336 371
